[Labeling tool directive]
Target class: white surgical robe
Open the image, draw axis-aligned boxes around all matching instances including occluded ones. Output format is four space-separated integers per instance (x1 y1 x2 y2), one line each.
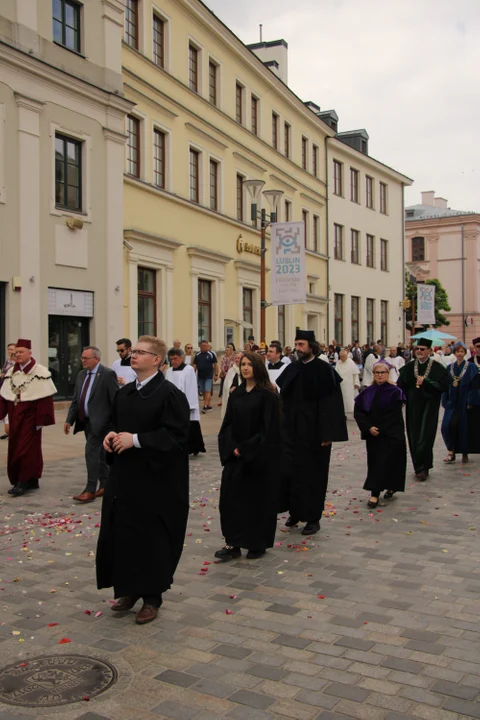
335 358 359 413
166 365 200 421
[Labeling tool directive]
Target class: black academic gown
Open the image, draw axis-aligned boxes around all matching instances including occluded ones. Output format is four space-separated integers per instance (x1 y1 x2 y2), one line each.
218 385 281 551
96 372 190 598
397 359 449 473
354 384 407 493
276 358 348 522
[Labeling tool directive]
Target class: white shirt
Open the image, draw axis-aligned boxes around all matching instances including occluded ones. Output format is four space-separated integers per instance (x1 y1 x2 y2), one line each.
112 357 137 385
132 372 157 448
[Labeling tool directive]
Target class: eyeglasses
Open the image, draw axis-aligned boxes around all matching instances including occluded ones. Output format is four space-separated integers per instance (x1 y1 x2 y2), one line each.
131 349 158 357
185 346 192 350
81 356 95 361
374 371 388 375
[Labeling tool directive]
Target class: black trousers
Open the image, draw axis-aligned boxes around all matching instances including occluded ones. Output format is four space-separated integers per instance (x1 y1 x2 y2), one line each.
84 419 109 493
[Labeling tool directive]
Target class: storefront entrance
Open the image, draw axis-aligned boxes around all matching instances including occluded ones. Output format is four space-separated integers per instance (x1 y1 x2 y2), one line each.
48 316 90 399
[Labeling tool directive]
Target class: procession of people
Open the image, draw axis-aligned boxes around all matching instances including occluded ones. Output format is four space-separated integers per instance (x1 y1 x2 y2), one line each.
1 327 479 625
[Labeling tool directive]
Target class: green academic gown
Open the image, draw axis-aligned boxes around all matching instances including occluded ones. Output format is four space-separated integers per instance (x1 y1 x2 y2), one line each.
397 359 449 474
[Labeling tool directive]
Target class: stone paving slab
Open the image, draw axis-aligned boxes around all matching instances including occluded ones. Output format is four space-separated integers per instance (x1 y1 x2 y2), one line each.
0 408 479 718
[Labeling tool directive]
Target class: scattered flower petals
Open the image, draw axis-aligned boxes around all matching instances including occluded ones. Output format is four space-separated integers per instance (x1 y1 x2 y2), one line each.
58 638 71 644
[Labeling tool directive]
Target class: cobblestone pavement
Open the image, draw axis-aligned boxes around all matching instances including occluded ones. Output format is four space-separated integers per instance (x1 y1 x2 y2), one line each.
0 407 479 720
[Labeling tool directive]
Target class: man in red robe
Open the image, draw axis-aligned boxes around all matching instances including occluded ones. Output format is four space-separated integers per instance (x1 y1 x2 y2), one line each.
0 339 56 497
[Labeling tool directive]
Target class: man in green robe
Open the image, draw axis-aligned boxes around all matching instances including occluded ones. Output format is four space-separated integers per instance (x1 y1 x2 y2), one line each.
398 338 449 480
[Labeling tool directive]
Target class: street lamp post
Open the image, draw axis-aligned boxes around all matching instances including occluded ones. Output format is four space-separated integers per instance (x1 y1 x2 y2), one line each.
244 180 284 346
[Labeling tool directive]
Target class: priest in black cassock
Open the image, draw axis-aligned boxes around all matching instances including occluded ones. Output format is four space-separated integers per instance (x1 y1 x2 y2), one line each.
96 336 190 625
276 330 348 536
467 337 480 454
397 338 449 481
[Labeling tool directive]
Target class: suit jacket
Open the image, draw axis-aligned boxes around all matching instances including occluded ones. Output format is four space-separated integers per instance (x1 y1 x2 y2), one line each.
66 363 119 437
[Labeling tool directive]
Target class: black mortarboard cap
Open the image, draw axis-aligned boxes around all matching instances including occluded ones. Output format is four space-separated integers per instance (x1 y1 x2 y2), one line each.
415 337 433 348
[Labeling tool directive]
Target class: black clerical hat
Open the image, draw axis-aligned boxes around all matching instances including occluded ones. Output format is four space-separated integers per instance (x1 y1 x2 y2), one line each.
295 330 316 342
415 338 432 348
472 337 480 345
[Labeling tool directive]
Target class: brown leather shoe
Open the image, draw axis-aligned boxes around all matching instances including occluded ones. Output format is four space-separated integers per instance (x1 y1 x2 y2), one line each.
73 491 96 503
111 596 140 612
94 488 105 498
135 603 159 625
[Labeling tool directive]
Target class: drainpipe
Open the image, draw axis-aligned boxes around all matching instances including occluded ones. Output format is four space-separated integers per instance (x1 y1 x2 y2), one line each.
461 224 465 343
325 135 330 344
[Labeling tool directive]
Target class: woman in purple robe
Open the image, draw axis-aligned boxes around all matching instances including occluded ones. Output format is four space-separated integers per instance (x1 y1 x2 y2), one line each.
354 360 407 508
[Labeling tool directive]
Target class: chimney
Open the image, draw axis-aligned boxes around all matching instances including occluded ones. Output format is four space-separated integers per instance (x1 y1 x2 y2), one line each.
247 39 288 84
421 191 435 207
434 197 448 209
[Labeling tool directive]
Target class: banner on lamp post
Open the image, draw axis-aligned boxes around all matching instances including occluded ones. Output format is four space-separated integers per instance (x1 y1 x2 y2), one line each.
270 222 306 306
417 283 436 325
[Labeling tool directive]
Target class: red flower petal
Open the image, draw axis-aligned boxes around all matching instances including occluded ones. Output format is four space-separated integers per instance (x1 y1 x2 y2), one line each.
58 638 71 644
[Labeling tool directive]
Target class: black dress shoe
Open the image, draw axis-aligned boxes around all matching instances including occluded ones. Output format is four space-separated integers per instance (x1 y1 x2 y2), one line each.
10 483 27 497
301 521 320 536
214 546 241 561
246 549 266 559
0 434 8 440
27 479 39 490
285 515 299 527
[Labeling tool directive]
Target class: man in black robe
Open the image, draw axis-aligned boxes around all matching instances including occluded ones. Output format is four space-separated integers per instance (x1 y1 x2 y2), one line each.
276 330 348 536
97 335 190 625
397 338 449 481
467 336 480 453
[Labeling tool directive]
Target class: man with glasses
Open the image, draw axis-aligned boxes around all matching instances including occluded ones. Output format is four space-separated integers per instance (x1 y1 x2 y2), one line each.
112 338 136 385
398 338 448 481
65 346 118 502
97 335 190 625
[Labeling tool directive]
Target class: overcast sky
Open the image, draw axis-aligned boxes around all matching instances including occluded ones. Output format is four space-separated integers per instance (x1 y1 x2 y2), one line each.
203 0 479 211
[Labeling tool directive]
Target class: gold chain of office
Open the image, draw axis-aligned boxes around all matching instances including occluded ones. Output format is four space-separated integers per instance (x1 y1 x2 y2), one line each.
413 358 434 389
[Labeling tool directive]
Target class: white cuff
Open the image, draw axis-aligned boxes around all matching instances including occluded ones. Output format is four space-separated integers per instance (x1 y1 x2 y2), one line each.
133 434 141 448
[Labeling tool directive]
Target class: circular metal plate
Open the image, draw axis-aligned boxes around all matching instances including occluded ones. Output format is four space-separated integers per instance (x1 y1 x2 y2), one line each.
0 654 117 707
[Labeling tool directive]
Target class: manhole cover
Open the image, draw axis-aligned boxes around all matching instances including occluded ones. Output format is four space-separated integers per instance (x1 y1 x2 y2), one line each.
0 654 117 707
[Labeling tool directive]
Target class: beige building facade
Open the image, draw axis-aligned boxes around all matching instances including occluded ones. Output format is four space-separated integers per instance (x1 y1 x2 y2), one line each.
121 0 333 351
327 133 412 347
405 191 480 342
0 0 132 396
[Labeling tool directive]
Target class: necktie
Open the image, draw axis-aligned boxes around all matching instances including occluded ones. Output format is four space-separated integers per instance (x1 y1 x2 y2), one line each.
78 372 92 422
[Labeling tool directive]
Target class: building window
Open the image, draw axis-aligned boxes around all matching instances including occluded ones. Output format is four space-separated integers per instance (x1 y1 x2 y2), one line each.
124 0 138 49
153 129 165 189
380 182 387 214
380 239 388 271
366 234 374 267
412 236 425 262
380 300 388 344
351 296 359 342
284 199 291 222
272 112 279 150
334 223 343 260
366 298 374 344
284 122 290 158
236 174 244 222
198 279 212 345
366 175 373 209
189 44 198 92
278 305 285 347
138 267 156 336
209 159 219 211
350 168 359 203
313 215 319 253
153 14 165 67
351 229 360 264
302 137 308 170
53 0 81 52
55 134 82 210
312 144 319 177
126 115 140 178
235 83 243 124
302 210 309 247
243 288 254 344
189 148 199 203
208 61 217 105
334 294 344 346
333 160 343 195
251 95 258 135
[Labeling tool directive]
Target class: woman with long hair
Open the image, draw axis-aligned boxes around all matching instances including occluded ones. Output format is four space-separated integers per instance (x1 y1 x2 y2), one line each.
354 360 407 508
441 342 478 464
216 352 281 561
183 343 194 365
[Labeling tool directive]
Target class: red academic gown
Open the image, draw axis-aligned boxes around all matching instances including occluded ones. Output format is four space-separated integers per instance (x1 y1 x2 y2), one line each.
0 359 55 486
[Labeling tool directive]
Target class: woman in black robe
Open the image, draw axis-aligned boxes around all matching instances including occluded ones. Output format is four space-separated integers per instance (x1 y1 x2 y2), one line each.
354 360 407 508
216 352 281 561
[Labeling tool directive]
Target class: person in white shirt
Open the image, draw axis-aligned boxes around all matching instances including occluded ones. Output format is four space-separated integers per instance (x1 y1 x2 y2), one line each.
336 349 360 413
112 338 137 385
388 346 405 383
166 350 205 455
362 344 380 387
266 344 288 390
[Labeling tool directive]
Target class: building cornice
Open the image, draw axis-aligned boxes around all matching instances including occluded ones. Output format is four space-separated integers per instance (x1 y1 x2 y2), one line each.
269 174 297 194
232 151 266 174
102 0 125 26
124 83 179 118
103 128 128 145
234 260 261 272
405 214 480 229
124 228 183 250
187 246 232 264
187 122 229 150
328 137 413 185
300 191 325 208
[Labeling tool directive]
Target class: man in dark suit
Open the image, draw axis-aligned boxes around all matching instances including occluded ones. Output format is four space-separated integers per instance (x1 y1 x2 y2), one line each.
64 346 118 503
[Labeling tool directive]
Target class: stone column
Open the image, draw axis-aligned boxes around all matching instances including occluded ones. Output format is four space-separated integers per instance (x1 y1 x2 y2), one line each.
127 253 138 341
15 94 43 351
165 266 174 344
465 231 479 313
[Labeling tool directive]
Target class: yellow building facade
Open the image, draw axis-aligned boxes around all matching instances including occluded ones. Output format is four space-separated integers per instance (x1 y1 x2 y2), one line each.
121 0 334 350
